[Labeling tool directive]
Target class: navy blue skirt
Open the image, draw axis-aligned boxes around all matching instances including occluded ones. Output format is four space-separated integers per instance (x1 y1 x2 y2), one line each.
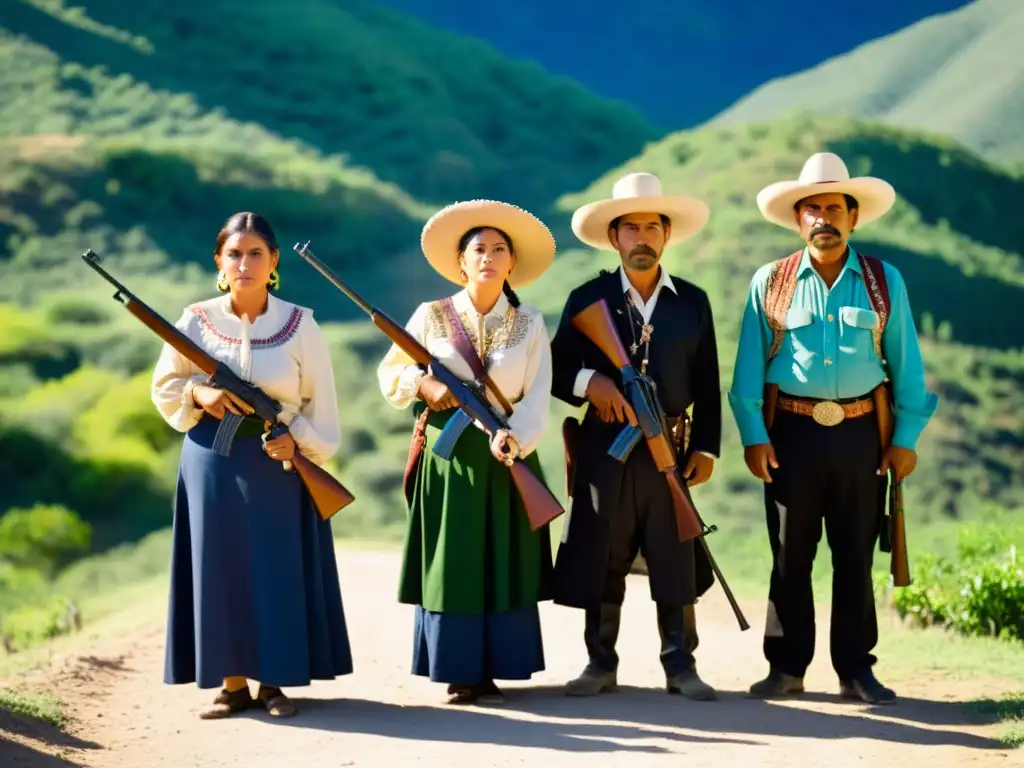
164 416 353 689
412 605 545 684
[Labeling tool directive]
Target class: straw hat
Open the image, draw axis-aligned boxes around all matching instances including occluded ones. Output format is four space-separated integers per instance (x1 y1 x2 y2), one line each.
756 152 896 231
571 172 710 250
421 200 556 288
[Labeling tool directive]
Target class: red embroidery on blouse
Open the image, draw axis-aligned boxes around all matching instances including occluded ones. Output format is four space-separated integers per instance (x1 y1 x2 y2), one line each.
192 306 303 348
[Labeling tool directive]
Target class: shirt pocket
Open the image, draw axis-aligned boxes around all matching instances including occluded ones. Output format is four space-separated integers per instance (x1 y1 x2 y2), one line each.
783 307 813 330
782 307 815 366
839 306 879 360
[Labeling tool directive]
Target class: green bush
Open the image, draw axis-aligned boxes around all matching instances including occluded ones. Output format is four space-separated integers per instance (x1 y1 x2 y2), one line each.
877 516 1024 643
0 593 82 651
0 504 91 577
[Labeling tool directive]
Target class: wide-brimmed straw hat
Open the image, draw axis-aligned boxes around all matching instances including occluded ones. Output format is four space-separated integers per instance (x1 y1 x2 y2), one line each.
571 172 710 250
756 152 896 231
421 200 556 288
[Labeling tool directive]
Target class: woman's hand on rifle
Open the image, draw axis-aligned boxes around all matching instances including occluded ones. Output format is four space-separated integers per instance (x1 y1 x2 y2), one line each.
490 428 520 467
191 383 254 420
262 426 297 463
417 375 459 411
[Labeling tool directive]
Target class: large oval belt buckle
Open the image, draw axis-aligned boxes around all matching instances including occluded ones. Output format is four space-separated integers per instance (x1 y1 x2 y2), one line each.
812 400 845 426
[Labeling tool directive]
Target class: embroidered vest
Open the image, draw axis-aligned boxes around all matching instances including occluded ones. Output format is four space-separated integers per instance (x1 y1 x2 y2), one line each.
763 250 892 370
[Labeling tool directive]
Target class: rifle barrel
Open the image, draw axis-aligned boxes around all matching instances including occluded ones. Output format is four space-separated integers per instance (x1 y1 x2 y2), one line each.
82 250 133 298
292 242 374 317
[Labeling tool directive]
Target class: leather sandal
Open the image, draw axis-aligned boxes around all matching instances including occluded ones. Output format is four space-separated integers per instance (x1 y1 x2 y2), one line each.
256 685 297 718
200 686 252 720
446 684 478 705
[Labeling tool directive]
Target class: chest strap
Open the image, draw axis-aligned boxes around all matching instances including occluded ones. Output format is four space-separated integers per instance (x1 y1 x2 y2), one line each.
763 250 892 365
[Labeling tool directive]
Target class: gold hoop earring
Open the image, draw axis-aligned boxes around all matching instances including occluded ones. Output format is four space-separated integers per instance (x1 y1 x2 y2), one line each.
216 271 229 292
268 269 280 291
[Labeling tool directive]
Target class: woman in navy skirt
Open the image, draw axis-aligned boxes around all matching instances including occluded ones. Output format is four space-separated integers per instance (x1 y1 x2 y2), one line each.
151 212 352 719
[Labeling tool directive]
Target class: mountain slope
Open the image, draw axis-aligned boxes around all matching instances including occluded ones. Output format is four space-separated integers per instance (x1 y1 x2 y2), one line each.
706 0 1024 164
4 0 659 210
544 114 1024 523
378 0 972 127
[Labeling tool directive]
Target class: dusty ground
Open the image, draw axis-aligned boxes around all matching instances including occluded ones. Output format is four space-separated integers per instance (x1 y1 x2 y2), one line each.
2 548 1021 767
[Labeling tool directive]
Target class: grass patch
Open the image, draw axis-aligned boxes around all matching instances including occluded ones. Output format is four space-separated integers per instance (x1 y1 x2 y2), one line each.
964 693 1024 748
0 688 63 728
875 622 1024 684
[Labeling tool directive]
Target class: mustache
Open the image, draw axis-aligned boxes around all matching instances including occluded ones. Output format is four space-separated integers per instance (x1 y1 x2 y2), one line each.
630 245 657 257
811 225 840 238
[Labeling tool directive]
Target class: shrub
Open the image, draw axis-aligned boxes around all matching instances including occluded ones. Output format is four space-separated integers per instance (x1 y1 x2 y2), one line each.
0 504 92 577
877 516 1024 643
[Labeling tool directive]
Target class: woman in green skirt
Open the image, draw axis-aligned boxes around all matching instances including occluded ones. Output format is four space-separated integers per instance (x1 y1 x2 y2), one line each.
377 199 557 705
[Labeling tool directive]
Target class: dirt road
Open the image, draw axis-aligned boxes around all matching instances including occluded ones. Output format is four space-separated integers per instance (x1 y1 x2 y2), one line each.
2 547 1020 767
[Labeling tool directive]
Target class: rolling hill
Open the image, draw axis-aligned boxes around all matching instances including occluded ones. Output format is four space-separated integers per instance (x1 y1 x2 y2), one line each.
2 0 659 212
705 0 1024 166
377 0 972 127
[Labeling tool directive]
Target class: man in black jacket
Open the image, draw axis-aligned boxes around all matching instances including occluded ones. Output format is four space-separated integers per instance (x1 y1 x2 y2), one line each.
551 172 721 700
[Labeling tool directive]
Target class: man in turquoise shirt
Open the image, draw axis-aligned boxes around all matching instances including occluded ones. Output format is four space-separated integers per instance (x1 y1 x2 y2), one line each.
729 152 938 704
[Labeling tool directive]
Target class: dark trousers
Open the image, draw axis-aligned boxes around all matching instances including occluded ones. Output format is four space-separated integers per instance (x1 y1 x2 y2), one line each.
602 447 695 607
586 449 698 677
763 408 886 680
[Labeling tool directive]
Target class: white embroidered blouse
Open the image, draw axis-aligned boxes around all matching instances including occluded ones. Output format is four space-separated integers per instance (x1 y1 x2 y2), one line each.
376 290 552 457
151 294 342 466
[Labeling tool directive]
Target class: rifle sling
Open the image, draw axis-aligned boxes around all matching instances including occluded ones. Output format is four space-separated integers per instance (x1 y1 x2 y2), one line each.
438 297 516 416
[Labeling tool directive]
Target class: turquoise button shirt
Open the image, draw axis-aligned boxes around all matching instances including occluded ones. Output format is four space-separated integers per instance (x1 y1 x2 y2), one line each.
728 246 938 450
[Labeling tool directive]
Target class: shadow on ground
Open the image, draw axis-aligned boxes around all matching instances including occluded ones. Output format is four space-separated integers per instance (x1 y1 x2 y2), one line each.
231 694 756 753
215 684 1008 753
0 708 101 768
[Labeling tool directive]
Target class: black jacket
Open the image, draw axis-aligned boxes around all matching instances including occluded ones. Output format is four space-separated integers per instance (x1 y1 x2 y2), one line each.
550 268 722 459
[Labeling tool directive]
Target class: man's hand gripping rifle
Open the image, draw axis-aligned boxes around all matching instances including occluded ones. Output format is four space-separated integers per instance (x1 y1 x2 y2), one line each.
570 298 749 631
81 250 356 521
291 242 564 532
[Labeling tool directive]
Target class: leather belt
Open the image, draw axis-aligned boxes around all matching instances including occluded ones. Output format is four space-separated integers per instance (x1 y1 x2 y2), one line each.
777 395 874 427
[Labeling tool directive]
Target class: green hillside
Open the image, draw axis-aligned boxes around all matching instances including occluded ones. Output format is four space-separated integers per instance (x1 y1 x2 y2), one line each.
544 113 1024 526
705 0 1024 166
3 0 659 210
0 0 656 608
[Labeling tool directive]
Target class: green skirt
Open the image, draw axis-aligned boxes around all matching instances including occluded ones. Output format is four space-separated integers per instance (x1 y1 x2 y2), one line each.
398 405 554 615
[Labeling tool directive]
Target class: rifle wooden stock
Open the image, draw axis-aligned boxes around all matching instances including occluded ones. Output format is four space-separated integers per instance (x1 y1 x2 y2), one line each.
82 251 355 521
571 300 631 368
291 453 356 521
889 481 909 586
509 462 565 531
570 299 702 543
292 242 562 530
874 384 910 587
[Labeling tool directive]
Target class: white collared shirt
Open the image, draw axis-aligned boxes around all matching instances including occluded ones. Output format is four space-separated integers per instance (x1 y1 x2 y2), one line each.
573 266 715 459
571 265 677 397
